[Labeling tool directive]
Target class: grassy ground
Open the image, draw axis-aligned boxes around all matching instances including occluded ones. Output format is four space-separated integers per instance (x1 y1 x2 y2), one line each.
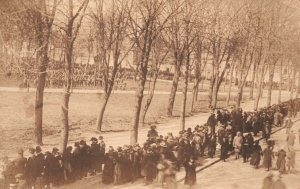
0 89 238 159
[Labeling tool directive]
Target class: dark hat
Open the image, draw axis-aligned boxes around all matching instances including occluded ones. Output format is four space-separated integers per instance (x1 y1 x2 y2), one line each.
90 137 98 142
150 125 157 129
29 147 35 154
99 136 103 140
52 147 59 153
74 142 80 147
35 146 42 153
79 140 86 145
66 146 73 152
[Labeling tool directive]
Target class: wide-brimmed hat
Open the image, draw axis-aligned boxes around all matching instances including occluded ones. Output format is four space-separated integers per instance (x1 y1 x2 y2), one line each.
150 125 157 129
35 146 42 153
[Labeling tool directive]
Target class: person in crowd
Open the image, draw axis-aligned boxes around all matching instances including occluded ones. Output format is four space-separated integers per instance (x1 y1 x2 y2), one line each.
99 136 106 172
102 146 115 184
273 109 283 127
263 121 271 142
276 148 286 174
156 154 167 187
286 130 296 147
233 131 243 159
12 148 27 177
207 110 217 134
90 137 100 175
1 156 15 189
163 159 177 189
79 140 90 177
284 116 293 134
25 147 36 188
207 132 217 158
263 142 274 171
250 141 262 169
183 157 196 188
148 125 159 142
34 146 45 189
286 145 295 174
72 142 81 179
44 148 62 188
62 146 73 183
220 132 230 162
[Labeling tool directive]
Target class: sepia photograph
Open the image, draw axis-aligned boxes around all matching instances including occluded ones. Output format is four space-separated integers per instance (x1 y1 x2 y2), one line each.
0 0 300 188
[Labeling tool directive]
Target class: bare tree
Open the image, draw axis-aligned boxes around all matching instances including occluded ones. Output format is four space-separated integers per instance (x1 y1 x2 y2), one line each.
91 0 132 131
58 0 89 153
128 0 176 144
140 38 168 127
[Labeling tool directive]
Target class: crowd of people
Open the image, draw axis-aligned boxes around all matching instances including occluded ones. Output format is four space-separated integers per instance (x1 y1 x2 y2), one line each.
1 99 300 189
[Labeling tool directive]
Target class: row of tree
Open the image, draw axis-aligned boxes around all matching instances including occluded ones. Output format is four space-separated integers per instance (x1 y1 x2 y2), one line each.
0 0 300 150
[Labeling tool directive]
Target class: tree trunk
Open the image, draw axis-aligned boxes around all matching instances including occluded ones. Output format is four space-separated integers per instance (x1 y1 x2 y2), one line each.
226 63 234 107
96 93 110 131
266 64 275 107
190 78 200 112
140 74 158 127
211 62 219 109
254 63 266 110
167 66 180 116
290 69 296 100
236 86 243 108
131 77 146 145
180 55 190 131
34 55 47 145
278 60 283 104
60 46 72 154
249 63 257 99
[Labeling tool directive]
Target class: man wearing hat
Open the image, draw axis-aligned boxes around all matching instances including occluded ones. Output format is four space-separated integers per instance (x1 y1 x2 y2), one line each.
34 146 45 189
79 140 91 177
90 137 101 175
207 109 217 134
99 136 106 172
12 148 27 177
147 125 158 142
44 148 62 187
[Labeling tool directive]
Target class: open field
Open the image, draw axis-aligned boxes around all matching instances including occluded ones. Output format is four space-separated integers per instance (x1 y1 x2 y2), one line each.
0 88 240 160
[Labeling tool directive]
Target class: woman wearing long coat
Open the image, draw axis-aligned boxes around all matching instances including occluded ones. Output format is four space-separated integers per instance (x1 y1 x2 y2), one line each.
286 146 295 173
102 151 115 184
250 141 262 168
163 160 177 189
263 145 274 171
276 149 286 174
183 158 196 187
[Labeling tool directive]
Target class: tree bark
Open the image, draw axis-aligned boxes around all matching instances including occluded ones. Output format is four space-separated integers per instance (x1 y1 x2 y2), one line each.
167 65 180 116
60 45 72 154
34 5 52 145
278 60 283 104
140 73 158 127
249 63 257 99
290 69 296 100
254 63 266 110
266 63 275 107
96 93 110 131
180 53 190 131
226 62 234 107
131 77 146 145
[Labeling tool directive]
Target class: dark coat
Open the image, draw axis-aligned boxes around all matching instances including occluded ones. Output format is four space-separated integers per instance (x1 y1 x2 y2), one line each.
183 161 196 186
102 153 115 184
